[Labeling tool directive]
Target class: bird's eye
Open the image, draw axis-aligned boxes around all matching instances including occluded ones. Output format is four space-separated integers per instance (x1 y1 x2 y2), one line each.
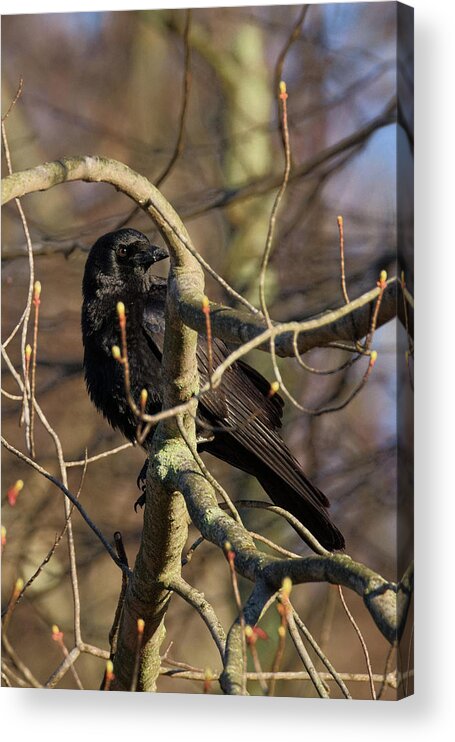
117 245 128 259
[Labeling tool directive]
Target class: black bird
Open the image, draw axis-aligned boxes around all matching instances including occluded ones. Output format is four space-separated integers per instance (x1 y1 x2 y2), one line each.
81 228 345 551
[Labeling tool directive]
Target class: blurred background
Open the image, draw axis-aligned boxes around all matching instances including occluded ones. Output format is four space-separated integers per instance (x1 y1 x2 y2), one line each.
2 3 412 698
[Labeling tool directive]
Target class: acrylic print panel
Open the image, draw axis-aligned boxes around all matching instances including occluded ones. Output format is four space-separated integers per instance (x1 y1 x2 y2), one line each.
1 2 414 699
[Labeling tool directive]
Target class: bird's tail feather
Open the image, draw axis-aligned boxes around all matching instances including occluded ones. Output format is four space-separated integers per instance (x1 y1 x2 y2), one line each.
204 434 344 552
257 471 345 552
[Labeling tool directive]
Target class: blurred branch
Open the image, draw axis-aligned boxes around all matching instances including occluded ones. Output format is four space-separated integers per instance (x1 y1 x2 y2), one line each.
117 9 193 228
274 5 309 95
1 98 395 260
180 98 396 217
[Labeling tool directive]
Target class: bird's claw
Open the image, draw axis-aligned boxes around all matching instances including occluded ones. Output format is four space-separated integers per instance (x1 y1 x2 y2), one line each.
134 492 146 511
134 459 148 511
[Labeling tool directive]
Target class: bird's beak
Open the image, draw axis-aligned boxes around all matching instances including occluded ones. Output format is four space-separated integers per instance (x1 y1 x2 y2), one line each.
134 243 169 268
152 246 170 263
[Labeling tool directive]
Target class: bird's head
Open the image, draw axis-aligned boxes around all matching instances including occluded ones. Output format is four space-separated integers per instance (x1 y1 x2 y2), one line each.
83 228 169 295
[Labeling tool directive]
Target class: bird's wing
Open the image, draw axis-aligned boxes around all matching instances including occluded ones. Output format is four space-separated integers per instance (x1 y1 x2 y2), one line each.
142 298 329 511
142 292 166 360
196 337 330 510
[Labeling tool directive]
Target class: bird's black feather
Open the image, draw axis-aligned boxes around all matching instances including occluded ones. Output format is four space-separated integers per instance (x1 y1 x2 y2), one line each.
81 228 345 551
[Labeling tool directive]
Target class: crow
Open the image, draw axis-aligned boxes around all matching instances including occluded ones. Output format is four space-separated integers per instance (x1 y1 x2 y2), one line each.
81 228 345 551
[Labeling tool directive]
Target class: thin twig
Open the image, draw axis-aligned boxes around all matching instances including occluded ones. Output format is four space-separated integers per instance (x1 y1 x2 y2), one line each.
219 499 329 556
258 80 292 326
45 645 81 689
249 531 300 559
116 9 192 228
202 296 214 387
245 627 268 694
338 585 376 700
365 271 388 350
1 388 22 401
285 612 329 697
1 633 42 688
377 641 396 699
2 76 24 121
293 334 363 376
337 215 350 304
1 435 130 575
52 626 84 690
293 608 351 699
29 281 41 457
278 582 329 698
65 441 133 467
130 619 145 692
155 9 192 187
1 90 36 453
158 667 404 687
274 6 309 94
2 579 24 634
268 601 288 696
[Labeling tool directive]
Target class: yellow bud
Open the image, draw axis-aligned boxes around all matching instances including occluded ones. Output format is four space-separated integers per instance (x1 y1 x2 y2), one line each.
116 301 125 319
270 381 280 395
244 625 254 638
202 295 210 310
111 345 121 360
34 281 42 299
137 618 145 634
1 525 6 542
204 667 213 681
281 576 292 597
224 541 232 553
337 215 343 226
379 270 387 283
370 350 378 364
106 660 114 675
15 480 24 492
279 80 287 95
25 344 32 360
52 624 60 635
278 625 286 638
15 578 24 592
140 389 148 407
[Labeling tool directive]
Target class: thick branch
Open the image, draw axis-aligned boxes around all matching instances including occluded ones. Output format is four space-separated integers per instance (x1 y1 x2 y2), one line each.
175 462 410 646
179 278 399 357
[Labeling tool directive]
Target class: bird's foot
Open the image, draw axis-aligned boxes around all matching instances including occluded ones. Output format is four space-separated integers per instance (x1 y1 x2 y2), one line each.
134 459 148 511
134 492 146 511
